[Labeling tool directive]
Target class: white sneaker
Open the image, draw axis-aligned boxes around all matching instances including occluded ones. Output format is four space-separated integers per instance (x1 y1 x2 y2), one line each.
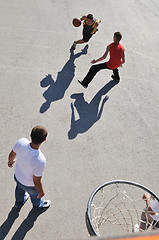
134 224 139 232
24 192 30 202
42 200 51 208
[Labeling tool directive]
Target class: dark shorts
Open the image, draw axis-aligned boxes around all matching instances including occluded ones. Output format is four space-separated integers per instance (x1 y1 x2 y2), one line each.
82 30 92 42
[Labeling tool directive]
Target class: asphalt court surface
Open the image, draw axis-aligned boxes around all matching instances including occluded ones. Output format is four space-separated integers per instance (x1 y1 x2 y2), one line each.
0 0 159 239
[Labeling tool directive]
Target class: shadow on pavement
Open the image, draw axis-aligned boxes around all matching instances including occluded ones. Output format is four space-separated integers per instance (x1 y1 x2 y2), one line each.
0 207 48 240
40 45 88 113
68 80 119 139
11 208 48 240
0 207 19 240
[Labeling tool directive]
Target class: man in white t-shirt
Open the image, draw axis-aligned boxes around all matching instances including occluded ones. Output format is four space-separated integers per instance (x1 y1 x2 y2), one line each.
8 126 51 209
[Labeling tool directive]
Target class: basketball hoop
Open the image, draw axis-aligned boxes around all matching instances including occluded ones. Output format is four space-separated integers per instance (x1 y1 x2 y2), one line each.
86 180 159 237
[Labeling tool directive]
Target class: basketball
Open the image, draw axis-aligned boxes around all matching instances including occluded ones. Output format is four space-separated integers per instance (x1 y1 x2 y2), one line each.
72 18 81 27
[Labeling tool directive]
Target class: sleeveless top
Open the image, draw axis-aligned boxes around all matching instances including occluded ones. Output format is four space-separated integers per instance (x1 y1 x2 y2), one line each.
83 18 98 35
106 42 125 69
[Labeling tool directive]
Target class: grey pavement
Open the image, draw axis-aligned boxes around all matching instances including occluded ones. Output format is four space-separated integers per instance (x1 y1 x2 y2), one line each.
0 0 159 239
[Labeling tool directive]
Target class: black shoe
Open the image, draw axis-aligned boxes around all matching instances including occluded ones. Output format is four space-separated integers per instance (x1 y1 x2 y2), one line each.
71 42 76 50
111 74 120 82
78 80 88 89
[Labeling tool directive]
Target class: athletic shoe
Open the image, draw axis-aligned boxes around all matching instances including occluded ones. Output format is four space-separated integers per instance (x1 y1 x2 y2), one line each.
33 200 51 210
15 192 30 208
133 224 139 232
111 74 120 81
71 42 76 50
41 200 51 208
24 192 30 202
78 80 88 89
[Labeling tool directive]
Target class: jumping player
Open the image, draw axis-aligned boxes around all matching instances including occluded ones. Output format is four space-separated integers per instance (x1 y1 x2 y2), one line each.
71 14 101 50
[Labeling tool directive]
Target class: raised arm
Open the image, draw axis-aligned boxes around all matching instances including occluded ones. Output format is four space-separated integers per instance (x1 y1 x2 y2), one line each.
95 18 101 27
80 15 87 21
143 193 151 207
91 45 110 64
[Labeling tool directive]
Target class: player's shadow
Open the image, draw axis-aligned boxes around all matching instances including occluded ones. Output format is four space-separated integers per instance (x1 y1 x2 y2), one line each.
68 80 118 139
40 45 88 113
11 208 48 240
0 207 19 240
0 206 48 240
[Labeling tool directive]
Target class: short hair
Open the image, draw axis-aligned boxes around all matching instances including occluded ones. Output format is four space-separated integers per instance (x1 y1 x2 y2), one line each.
114 32 122 42
87 14 93 20
30 126 48 145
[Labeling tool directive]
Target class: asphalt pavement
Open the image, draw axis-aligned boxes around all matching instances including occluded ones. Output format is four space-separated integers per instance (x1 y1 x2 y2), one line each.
0 0 159 239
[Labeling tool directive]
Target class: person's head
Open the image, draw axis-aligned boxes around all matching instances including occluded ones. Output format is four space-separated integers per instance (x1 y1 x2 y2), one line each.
30 126 48 145
86 14 94 25
113 32 122 42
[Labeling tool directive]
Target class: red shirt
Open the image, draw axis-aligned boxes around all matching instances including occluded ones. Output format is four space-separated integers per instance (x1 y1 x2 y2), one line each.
106 42 124 69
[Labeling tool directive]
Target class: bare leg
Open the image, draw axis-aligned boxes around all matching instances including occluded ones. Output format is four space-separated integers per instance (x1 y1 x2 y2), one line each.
71 39 85 50
75 39 85 44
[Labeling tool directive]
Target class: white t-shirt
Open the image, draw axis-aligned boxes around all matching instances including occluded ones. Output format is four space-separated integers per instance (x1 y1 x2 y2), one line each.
149 200 159 221
13 138 46 186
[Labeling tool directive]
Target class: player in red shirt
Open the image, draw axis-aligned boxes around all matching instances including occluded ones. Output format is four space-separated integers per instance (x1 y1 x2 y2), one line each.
78 32 125 88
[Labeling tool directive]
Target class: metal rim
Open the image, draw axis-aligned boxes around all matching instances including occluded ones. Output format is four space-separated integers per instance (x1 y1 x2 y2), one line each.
86 180 159 236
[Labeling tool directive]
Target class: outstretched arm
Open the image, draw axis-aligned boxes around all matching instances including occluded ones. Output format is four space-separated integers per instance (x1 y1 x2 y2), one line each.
80 15 87 21
91 45 110 64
